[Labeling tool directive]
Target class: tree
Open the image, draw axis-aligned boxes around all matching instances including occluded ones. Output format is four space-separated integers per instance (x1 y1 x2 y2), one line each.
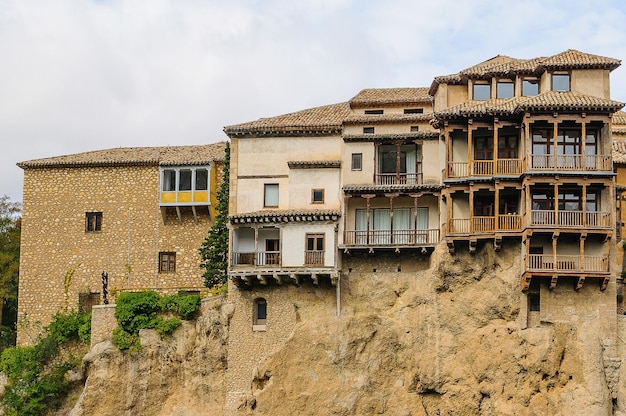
199 143 229 289
0 195 21 345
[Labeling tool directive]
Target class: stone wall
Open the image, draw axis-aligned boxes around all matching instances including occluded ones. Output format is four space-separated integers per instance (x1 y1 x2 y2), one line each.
90 304 117 346
18 164 217 345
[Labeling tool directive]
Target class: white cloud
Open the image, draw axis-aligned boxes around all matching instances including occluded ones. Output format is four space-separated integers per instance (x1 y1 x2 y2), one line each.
1 0 626 203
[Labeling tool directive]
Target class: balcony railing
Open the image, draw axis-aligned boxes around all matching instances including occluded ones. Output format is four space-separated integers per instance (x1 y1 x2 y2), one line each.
448 214 522 234
448 158 521 178
374 173 423 185
530 210 611 228
529 154 611 171
231 251 281 267
527 254 609 273
305 250 325 265
343 229 440 246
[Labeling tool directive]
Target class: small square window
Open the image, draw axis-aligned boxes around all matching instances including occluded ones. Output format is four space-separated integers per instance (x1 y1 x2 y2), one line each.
473 83 491 100
351 153 362 171
264 184 279 207
364 109 383 115
159 252 176 273
86 212 102 232
312 189 324 204
522 79 539 96
552 74 570 92
410 126 419 132
404 108 424 114
496 81 514 98
363 127 375 134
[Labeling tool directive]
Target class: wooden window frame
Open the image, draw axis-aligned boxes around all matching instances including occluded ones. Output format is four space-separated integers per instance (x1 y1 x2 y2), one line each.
311 189 324 204
351 153 362 171
85 212 102 232
159 251 176 273
305 233 325 265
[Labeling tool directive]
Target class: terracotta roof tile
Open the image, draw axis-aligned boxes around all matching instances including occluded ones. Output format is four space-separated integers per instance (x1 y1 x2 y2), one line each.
287 160 341 169
612 140 626 164
541 49 621 70
344 113 433 125
350 88 431 108
614 111 626 125
343 131 439 142
224 102 350 137
18 142 227 169
229 209 341 224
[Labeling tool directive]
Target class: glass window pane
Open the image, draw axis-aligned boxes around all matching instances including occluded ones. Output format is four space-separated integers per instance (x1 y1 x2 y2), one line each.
352 153 362 170
552 74 570 92
179 170 192 191
163 170 176 191
473 84 491 100
497 82 514 98
264 184 279 207
195 169 208 190
522 79 539 96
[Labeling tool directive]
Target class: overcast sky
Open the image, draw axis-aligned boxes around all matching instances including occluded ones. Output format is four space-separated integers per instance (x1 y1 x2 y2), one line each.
2 0 626 203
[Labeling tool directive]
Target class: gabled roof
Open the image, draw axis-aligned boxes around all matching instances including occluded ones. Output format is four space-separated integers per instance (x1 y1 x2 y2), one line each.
349 88 431 108
344 112 433 125
224 102 350 138
434 91 624 120
17 142 227 169
429 49 621 95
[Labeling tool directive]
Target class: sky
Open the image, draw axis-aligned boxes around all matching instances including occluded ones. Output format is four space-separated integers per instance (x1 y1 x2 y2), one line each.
2 0 626 203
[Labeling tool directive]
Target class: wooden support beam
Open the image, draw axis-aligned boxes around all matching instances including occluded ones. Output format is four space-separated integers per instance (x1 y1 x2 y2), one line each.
191 206 198 224
469 239 477 254
446 239 455 255
520 275 531 291
273 273 282 285
576 276 585 291
258 275 267 285
311 273 318 286
549 275 558 290
601 276 610 291
289 274 300 285
494 236 502 252
175 206 182 224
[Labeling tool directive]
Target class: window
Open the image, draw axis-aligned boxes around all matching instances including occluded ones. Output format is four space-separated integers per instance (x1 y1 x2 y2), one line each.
179 169 192 191
410 126 419 132
498 134 518 159
264 184 279 207
528 292 540 311
162 170 176 191
159 252 176 273
364 109 383 115
474 135 493 160
79 292 100 313
311 189 324 204
404 108 424 114
552 73 570 92
363 127 375 134
86 212 102 232
496 81 514 99
253 298 267 330
195 168 208 191
377 144 422 184
532 188 554 210
351 153 362 171
522 78 539 96
473 83 491 100
305 234 325 265
160 166 210 193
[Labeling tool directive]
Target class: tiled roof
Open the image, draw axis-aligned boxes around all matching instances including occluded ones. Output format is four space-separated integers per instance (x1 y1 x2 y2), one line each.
343 131 439 142
541 49 621 70
435 91 624 120
229 209 341 224
612 140 626 164
343 183 442 194
429 49 621 95
349 88 431 108
18 142 227 169
224 102 350 137
344 113 434 125
614 111 626 125
287 160 341 169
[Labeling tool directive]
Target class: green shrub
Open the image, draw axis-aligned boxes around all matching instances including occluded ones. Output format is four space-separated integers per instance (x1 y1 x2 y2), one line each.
158 293 201 320
112 326 139 351
46 309 90 345
114 291 160 334
156 317 181 337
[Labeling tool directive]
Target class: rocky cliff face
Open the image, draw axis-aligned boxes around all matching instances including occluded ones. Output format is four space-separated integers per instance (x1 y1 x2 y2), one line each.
69 242 624 415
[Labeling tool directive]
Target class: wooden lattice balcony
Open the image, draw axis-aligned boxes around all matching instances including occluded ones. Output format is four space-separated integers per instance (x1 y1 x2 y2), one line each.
343 229 440 246
374 173 423 185
231 251 281 267
447 158 521 178
530 210 611 228
529 154 611 171
527 254 609 273
448 214 522 234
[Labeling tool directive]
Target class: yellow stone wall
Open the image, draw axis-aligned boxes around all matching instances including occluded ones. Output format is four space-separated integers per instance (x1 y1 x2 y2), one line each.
18 163 221 345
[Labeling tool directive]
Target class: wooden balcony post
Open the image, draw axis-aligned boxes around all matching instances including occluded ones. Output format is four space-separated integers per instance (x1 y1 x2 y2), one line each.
364 195 373 245
469 190 474 233
552 121 559 164
494 124 499 175
582 184 587 226
552 233 558 272
468 125 473 176
254 226 259 266
554 182 559 226
581 122 587 168
580 233 586 272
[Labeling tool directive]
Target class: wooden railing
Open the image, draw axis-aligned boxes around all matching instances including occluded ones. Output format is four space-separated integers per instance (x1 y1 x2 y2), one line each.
304 250 324 265
530 210 611 228
448 159 521 178
375 173 423 185
529 154 611 171
527 254 608 273
448 214 522 234
343 229 440 246
231 251 281 266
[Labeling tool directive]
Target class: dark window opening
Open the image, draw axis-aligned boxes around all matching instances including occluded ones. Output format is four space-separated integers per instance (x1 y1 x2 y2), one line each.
195 169 208 190
363 127 375 134
351 153 362 171
312 189 324 204
364 109 383 115
404 108 424 114
254 298 267 328
86 212 102 232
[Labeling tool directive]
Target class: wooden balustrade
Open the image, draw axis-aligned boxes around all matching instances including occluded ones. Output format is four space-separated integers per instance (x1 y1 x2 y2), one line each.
497 159 522 175
305 250 325 265
472 216 495 232
529 154 611 171
527 254 608 272
449 218 470 234
472 160 494 176
375 173 423 185
531 210 610 228
230 251 281 266
343 229 440 246
498 214 521 230
448 162 468 178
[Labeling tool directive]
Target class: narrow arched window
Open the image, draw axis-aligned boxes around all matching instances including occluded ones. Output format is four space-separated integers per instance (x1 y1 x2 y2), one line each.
253 298 267 331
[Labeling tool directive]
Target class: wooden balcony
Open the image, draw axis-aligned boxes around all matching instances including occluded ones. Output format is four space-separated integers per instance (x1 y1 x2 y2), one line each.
448 158 521 178
304 250 324 265
231 251 281 267
528 154 611 171
374 173 423 185
527 254 609 273
530 210 611 229
448 214 522 234
343 229 440 247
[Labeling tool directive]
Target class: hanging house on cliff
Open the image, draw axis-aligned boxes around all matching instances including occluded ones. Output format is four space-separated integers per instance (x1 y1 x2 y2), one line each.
16 142 226 345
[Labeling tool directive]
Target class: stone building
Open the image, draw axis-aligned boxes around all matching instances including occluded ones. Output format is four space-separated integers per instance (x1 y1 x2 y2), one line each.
17 142 226 344
223 49 625 413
